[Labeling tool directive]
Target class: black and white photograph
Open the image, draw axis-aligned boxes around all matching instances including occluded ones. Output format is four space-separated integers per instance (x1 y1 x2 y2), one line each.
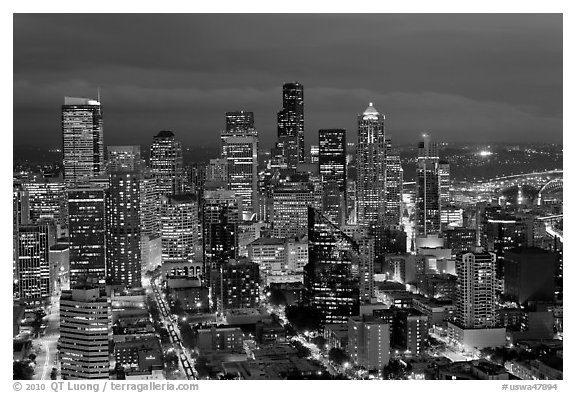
9 5 568 389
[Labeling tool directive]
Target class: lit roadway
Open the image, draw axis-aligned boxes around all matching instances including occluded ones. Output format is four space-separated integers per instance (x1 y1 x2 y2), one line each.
33 293 60 380
150 275 197 380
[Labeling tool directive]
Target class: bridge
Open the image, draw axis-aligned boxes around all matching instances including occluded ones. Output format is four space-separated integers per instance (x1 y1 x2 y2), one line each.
472 170 562 201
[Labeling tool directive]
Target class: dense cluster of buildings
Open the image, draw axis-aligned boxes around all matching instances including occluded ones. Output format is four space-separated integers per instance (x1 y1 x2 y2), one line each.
12 82 563 380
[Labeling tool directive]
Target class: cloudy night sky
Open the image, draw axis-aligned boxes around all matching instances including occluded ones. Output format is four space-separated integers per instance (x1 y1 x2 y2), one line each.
13 13 562 150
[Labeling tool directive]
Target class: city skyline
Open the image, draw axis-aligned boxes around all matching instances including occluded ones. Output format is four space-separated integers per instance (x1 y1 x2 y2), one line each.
14 14 562 149
12 11 563 383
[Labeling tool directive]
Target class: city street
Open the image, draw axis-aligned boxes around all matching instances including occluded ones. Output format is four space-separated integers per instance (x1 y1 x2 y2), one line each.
150 275 197 380
33 295 60 380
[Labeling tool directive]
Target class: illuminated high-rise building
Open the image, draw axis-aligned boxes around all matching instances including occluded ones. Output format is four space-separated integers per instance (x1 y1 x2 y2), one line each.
23 180 66 225
384 136 403 227
62 96 104 185
202 190 241 286
455 250 497 328
160 194 199 264
305 207 360 325
60 286 111 379
210 258 260 312
277 82 304 168
105 170 141 288
415 134 441 236
272 181 316 238
16 223 53 304
107 145 143 173
140 169 161 237
225 111 256 136
319 129 347 225
68 186 106 286
356 103 386 227
149 130 184 196
439 160 451 206
221 119 258 218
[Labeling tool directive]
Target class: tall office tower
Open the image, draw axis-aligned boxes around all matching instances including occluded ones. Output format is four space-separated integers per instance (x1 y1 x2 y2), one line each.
221 130 258 219
277 82 304 168
210 259 260 312
348 316 391 370
107 145 143 172
160 194 199 263
226 111 256 135
68 187 106 286
60 286 111 379
205 158 229 184
140 169 161 237
105 170 141 288
310 145 319 164
16 223 53 304
356 103 387 227
272 181 317 238
503 247 556 305
439 160 451 206
483 208 526 290
455 250 497 328
149 130 184 196
445 227 477 256
305 207 360 325
356 236 375 304
23 180 66 225
203 190 241 286
415 134 441 236
319 129 347 225
13 186 29 296
384 137 404 226
62 96 104 185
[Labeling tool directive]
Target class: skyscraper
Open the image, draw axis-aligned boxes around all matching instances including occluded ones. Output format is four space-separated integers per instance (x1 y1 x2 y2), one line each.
439 160 451 206
305 207 360 325
221 124 258 219
210 258 260 312
68 186 106 286
272 180 317 238
107 145 143 173
60 286 111 379
106 170 141 288
160 194 199 264
202 190 241 286
140 169 161 237
319 129 347 225
356 103 386 227
455 250 497 328
277 82 304 168
225 111 256 135
16 223 53 304
415 134 441 236
62 96 104 185
384 136 404 227
23 180 66 225
149 130 184 196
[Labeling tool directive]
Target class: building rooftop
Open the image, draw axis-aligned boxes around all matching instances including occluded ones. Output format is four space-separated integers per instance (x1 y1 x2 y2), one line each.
248 237 284 246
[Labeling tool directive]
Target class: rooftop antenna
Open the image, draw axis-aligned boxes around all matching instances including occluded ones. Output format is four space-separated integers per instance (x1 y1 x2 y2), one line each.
97 87 101 103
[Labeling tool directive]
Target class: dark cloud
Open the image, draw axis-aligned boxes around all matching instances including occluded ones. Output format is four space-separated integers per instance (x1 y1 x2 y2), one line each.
13 14 562 149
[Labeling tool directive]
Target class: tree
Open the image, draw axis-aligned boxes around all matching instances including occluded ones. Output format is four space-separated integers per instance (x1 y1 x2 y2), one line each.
268 287 287 307
13 361 34 380
382 359 405 380
178 321 195 349
311 336 327 349
328 347 348 365
291 340 311 358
